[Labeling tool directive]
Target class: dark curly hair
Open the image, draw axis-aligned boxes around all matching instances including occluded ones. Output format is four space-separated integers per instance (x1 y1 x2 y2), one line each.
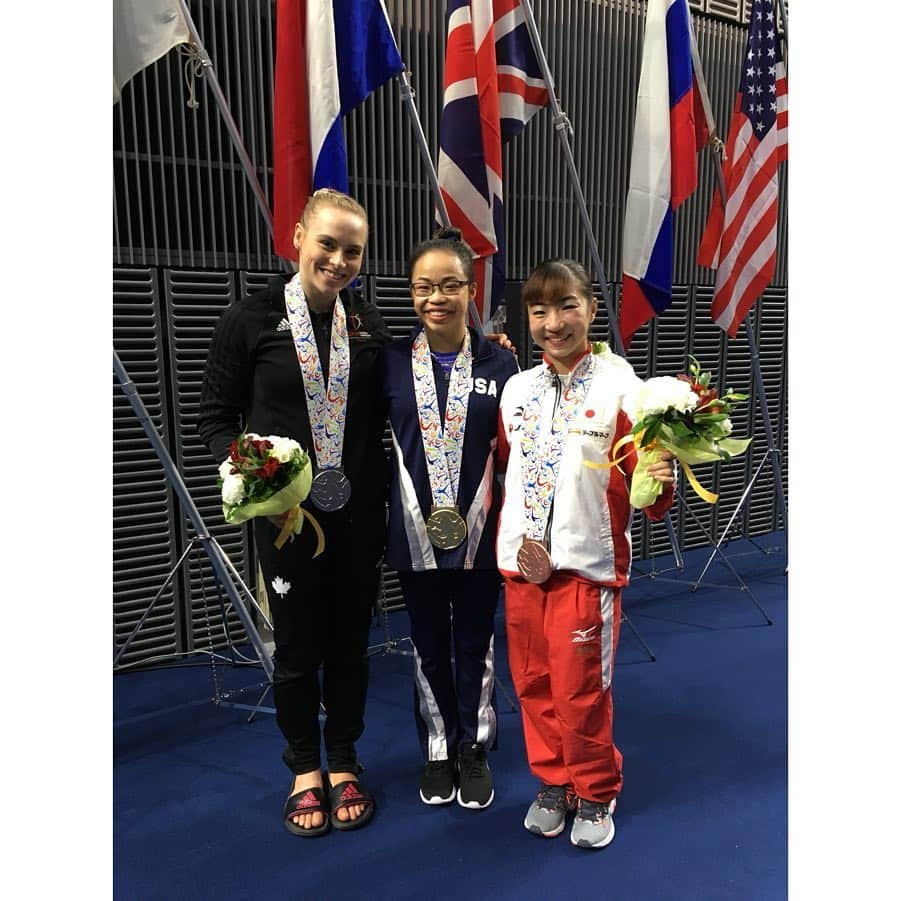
406 226 476 283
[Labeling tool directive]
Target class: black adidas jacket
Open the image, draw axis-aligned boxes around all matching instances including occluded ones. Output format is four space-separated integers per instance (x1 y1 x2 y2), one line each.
197 275 392 561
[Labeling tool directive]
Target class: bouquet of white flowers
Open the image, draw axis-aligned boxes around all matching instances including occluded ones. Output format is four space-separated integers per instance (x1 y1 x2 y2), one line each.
218 433 323 553
625 357 751 508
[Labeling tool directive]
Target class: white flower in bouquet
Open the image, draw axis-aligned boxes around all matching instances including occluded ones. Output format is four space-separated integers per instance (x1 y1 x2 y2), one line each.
222 473 245 505
266 435 302 463
218 458 234 479
634 376 698 421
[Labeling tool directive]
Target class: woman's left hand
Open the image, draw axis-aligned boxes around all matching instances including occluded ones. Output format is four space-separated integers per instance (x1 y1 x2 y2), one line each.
485 332 516 354
646 450 676 484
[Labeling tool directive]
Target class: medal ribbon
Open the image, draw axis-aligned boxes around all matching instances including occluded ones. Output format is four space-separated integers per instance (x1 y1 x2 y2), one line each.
411 328 472 509
284 275 349 471
520 353 595 541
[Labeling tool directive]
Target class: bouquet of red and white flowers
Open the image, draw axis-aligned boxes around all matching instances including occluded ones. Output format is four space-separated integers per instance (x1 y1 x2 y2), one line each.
623 355 751 508
218 433 323 553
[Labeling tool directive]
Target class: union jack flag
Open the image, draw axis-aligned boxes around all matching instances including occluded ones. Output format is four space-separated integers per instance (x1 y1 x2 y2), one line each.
437 0 549 327
696 0 788 337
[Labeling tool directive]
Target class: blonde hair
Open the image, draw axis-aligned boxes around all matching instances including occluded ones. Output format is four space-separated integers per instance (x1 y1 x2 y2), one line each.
299 188 368 229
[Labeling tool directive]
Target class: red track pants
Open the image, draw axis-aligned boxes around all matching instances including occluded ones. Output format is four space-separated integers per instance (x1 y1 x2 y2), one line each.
504 572 623 803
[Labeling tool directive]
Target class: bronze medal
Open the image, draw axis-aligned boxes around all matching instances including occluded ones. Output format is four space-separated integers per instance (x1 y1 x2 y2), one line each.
516 538 553 584
426 506 467 550
309 468 351 512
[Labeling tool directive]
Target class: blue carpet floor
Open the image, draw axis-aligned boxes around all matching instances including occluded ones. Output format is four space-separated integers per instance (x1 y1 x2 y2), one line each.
114 533 787 900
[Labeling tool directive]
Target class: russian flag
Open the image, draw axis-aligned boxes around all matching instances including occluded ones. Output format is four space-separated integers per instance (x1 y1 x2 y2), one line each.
620 0 701 351
273 0 404 260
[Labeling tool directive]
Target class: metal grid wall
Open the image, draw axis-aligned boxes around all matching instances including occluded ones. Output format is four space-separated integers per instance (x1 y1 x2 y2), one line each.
162 271 253 655
113 269 181 667
113 0 788 664
113 0 788 285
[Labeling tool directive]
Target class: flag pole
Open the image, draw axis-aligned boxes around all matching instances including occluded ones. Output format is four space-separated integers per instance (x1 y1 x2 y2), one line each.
776 0 789 74
396 70 451 228
687 23 728 205
687 11 787 589
517 0 625 357
378 0 487 336
175 0 273 236
518 0 682 574
174 0 295 275
393 65 485 335
113 351 275 681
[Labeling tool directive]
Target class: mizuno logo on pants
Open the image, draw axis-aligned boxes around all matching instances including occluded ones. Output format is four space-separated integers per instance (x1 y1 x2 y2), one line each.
571 626 598 644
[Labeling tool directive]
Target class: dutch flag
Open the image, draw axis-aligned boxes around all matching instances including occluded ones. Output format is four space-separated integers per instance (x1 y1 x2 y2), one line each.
273 0 404 260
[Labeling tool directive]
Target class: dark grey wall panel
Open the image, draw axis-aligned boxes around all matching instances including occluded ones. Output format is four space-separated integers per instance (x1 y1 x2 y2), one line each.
113 268 181 667
113 1 789 663
112 1 787 288
163 270 252 653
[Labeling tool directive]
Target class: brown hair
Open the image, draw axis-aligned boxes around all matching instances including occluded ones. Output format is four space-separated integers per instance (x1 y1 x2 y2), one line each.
521 258 592 307
299 188 368 229
406 226 476 282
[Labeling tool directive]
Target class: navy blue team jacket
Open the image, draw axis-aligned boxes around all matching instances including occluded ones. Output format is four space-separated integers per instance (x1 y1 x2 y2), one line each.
380 325 519 572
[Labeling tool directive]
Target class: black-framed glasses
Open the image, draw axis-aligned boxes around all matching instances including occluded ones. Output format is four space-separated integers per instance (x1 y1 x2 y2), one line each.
410 277 469 298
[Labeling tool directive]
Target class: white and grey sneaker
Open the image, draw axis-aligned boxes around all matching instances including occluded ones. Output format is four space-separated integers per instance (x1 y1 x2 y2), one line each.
570 797 617 849
523 784 576 837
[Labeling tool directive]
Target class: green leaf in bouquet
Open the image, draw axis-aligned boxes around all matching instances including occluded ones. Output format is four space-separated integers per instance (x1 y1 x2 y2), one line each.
222 465 313 525
687 354 700 379
642 418 663 446
693 413 730 424
632 414 658 437
662 437 724 466
699 370 711 387
717 437 752 458
668 419 694 440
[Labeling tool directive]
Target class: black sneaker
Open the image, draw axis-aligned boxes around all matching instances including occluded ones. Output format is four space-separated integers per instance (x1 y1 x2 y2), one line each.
457 742 494 809
419 759 456 805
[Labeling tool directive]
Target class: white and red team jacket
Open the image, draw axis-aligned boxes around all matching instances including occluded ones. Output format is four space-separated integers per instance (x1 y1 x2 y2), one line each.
496 346 674 586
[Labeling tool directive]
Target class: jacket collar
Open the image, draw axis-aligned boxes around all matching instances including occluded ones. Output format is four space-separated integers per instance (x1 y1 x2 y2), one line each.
407 322 495 362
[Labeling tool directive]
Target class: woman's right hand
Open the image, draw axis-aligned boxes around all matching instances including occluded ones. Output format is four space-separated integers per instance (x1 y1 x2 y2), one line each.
267 511 292 528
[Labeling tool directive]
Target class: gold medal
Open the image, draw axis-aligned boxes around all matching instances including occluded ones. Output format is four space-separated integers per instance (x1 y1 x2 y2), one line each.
426 506 467 550
516 538 553 584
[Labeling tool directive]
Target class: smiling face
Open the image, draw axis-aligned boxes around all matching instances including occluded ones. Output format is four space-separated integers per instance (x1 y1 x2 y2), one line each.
409 248 475 352
294 205 368 310
527 281 598 373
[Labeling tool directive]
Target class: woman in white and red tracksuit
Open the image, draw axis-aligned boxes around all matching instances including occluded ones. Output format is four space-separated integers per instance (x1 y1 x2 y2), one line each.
496 259 675 849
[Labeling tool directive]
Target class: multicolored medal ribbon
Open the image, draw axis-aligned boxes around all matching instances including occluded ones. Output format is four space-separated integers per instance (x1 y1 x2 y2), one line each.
284 275 351 512
517 353 596 582
411 328 472 550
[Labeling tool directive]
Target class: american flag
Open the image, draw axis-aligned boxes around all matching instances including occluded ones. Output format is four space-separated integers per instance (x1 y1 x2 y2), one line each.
696 0 788 337
437 0 549 327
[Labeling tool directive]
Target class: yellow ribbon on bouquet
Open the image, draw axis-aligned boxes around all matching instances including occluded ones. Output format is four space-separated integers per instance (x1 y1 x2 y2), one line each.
583 432 719 504
274 505 327 555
